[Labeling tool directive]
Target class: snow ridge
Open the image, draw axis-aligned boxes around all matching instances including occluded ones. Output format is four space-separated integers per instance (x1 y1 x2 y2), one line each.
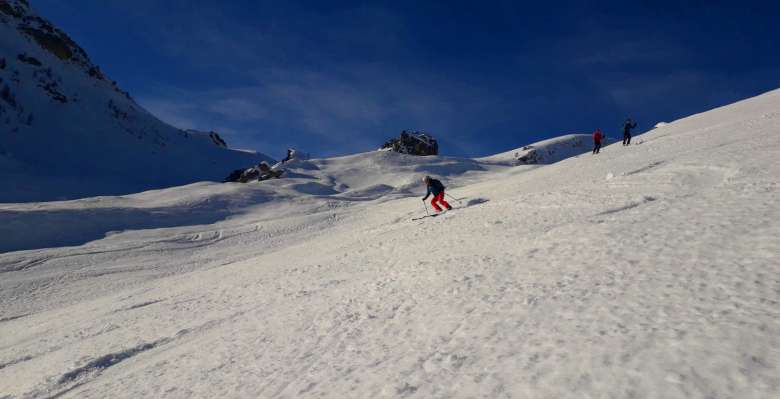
0 1 272 202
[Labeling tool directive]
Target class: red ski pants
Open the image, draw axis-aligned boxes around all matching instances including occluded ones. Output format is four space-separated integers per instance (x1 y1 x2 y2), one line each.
431 192 450 212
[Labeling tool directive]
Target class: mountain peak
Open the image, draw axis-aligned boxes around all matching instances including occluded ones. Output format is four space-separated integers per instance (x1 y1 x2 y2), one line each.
0 0 272 202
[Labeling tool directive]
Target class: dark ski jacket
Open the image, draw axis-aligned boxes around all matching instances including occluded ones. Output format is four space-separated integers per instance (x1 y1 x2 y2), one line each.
423 179 445 200
623 120 637 135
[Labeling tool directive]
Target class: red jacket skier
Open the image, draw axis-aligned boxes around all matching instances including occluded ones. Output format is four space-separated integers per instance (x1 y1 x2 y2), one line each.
592 129 603 154
422 176 452 212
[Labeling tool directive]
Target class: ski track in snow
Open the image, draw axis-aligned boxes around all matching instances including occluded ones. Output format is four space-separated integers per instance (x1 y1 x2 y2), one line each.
1 91 780 398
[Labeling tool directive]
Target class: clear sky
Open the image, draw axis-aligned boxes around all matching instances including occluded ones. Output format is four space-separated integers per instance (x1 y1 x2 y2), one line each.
33 0 780 158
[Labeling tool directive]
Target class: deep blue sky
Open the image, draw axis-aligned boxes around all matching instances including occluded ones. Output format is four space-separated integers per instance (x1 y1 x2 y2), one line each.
34 0 780 158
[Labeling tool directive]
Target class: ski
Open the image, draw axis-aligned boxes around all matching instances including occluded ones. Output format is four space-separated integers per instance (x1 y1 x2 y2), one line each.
411 214 439 221
411 209 456 221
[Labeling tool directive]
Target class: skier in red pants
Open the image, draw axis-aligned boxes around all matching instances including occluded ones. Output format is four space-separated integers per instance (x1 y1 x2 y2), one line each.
422 176 452 212
592 128 603 154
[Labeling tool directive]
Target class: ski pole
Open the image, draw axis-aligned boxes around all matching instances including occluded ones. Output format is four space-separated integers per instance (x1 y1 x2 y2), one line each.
421 199 430 216
445 193 463 203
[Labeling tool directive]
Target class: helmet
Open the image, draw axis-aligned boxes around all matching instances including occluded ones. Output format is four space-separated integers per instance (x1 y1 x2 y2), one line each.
422 175 430 183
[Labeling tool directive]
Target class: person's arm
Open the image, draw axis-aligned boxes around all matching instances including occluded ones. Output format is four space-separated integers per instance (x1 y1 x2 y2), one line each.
422 186 431 200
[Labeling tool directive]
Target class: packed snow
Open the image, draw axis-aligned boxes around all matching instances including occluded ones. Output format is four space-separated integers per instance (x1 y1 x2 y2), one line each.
1 87 778 398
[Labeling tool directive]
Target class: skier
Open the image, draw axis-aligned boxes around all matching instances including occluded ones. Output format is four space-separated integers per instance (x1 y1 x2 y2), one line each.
422 176 452 213
623 118 637 146
592 128 603 154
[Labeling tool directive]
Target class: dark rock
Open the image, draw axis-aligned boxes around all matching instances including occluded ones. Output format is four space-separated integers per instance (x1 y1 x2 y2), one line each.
224 169 244 183
0 85 16 108
88 66 104 80
17 53 41 66
18 26 76 62
225 162 284 183
381 130 439 156
516 149 540 164
40 82 67 103
108 100 128 119
209 131 227 147
0 1 23 18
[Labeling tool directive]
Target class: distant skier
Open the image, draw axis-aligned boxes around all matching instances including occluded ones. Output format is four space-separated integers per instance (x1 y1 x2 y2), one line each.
422 176 452 212
623 118 637 146
592 128 603 154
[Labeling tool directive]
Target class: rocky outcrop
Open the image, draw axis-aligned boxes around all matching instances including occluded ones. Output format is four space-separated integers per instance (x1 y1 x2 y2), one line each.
381 131 439 156
224 162 284 183
209 132 227 147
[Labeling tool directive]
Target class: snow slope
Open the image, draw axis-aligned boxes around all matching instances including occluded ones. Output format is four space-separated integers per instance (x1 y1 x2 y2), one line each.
0 0 272 202
478 133 606 166
1 88 779 398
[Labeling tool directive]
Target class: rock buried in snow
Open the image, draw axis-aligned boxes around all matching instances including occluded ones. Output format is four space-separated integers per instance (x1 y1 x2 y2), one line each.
225 161 284 183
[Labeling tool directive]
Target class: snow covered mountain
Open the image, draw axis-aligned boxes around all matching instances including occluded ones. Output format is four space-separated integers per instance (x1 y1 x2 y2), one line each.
0 0 271 202
1 86 778 398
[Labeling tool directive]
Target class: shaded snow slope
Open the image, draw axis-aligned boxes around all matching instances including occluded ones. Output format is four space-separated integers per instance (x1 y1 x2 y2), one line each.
0 0 272 202
1 87 779 398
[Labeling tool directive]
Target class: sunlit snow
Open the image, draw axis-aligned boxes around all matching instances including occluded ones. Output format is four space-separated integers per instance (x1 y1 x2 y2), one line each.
2 89 779 398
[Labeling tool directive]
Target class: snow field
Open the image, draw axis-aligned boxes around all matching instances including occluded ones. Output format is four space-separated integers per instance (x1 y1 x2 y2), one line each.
1 90 779 398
